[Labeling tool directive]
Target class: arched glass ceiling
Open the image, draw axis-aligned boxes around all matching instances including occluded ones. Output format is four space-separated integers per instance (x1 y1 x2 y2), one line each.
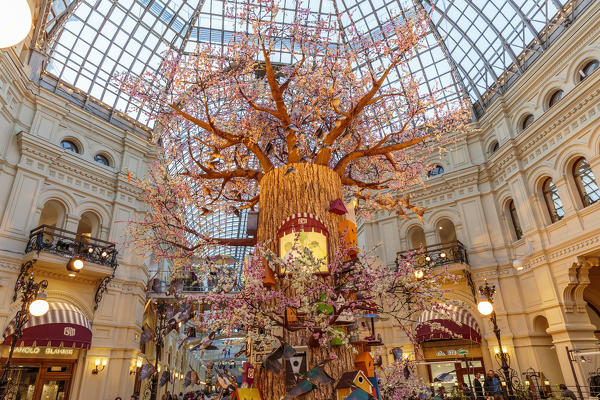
40 0 585 124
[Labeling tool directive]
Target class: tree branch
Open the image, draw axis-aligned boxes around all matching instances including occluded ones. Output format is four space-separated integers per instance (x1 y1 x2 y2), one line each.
335 133 435 175
314 59 400 165
169 103 274 172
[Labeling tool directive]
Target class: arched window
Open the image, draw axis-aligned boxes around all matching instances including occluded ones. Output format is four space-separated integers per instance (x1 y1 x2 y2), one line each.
60 140 79 153
427 165 444 177
579 60 599 82
542 178 565 223
508 200 523 240
490 141 499 154
521 114 534 131
573 158 600 207
547 90 564 108
436 219 457 243
94 154 110 166
408 226 426 249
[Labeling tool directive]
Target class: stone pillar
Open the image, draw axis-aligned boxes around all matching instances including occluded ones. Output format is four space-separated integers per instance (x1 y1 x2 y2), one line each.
549 257 600 389
553 177 576 216
64 214 80 233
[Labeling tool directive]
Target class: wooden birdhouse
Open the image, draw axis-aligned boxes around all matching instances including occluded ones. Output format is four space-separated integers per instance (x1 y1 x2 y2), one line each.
355 352 375 378
285 351 307 387
286 307 298 324
329 198 348 215
339 201 358 259
262 258 276 287
330 327 345 346
335 371 374 400
232 388 262 400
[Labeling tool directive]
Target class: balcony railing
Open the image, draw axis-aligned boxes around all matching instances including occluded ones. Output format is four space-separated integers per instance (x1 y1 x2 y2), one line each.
396 240 469 267
25 225 118 269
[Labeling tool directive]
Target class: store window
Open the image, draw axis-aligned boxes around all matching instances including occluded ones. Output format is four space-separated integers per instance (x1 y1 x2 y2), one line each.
542 178 564 223
573 157 600 207
0 360 76 400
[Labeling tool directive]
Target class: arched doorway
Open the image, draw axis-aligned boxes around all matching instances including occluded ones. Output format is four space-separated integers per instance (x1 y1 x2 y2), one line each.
436 219 457 243
76 211 101 246
531 315 565 387
38 200 66 245
38 200 66 230
408 226 426 249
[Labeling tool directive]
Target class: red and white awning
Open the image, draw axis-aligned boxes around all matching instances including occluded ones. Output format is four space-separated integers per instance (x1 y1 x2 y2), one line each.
3 301 92 349
416 304 481 343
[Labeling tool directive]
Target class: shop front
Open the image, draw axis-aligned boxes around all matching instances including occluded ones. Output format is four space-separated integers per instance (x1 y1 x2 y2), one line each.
1 302 92 400
416 304 486 393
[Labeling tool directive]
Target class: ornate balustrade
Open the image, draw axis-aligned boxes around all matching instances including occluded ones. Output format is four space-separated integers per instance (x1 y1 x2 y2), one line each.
25 225 118 270
396 240 469 267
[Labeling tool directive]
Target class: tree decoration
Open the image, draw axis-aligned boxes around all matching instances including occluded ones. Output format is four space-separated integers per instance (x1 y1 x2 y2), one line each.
118 0 467 398
378 361 430 400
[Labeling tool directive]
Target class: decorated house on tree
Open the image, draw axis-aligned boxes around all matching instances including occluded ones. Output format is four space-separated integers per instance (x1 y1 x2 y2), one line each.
119 0 468 398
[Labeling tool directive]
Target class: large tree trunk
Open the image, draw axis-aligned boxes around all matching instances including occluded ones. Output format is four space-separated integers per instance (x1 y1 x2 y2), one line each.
256 163 355 400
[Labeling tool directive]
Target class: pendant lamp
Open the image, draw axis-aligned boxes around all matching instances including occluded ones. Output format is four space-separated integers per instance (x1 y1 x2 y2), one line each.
0 0 33 49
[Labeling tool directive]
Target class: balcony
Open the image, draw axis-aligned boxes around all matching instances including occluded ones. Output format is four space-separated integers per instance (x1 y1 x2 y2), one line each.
147 276 241 299
25 225 118 270
396 240 469 267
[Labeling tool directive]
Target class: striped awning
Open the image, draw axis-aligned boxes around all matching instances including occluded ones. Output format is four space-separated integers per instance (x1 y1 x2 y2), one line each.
3 302 92 349
415 304 481 343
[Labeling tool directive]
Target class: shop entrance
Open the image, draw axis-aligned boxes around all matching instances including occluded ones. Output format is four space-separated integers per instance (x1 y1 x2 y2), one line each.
428 358 486 393
1 359 75 400
420 339 486 395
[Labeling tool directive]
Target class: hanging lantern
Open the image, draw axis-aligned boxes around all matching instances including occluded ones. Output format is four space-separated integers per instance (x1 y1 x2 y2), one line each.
0 0 32 49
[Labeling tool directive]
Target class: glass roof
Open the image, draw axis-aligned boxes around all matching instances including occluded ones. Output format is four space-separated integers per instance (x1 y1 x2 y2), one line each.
37 0 584 252
40 0 582 123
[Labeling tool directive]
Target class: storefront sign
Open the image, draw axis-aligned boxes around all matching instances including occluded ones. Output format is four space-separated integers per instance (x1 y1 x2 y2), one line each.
436 348 467 357
12 346 74 356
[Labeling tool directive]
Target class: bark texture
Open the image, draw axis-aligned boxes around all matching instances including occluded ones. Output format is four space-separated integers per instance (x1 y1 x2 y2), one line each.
256 163 355 400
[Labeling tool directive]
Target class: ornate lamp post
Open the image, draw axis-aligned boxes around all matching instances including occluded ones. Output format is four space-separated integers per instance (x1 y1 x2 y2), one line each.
0 271 49 397
149 301 168 400
478 281 514 399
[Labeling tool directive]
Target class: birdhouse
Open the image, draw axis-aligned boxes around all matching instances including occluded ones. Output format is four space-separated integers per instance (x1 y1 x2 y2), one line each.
335 371 374 400
232 388 263 400
330 327 345 346
368 373 380 400
355 352 375 378
242 362 255 386
262 259 276 287
286 308 298 324
339 218 358 258
316 293 334 315
329 198 348 215
285 351 307 387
